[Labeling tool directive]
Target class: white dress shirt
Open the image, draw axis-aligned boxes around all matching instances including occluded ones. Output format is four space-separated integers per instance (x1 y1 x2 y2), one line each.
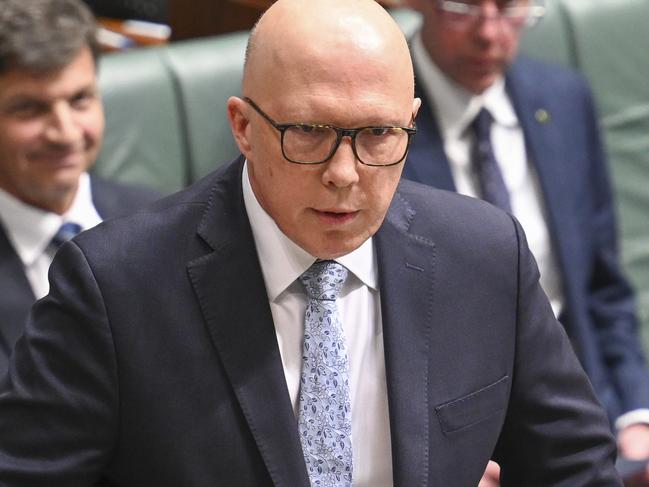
0 172 102 299
242 162 393 486
412 33 564 317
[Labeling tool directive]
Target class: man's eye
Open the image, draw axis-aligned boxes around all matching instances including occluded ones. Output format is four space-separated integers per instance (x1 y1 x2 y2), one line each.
369 127 391 136
71 92 94 109
296 124 327 134
294 125 332 137
7 101 44 118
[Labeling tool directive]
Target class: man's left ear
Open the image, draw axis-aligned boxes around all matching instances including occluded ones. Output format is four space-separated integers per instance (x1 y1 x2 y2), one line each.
227 96 253 157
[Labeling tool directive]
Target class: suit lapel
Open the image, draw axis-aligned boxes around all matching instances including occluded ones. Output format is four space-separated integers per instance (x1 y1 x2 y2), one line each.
187 160 309 487
403 80 456 191
506 60 575 292
0 225 35 368
375 192 435 487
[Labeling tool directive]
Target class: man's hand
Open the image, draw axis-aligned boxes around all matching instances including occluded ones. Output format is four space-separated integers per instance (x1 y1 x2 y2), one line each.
478 461 500 487
619 424 649 486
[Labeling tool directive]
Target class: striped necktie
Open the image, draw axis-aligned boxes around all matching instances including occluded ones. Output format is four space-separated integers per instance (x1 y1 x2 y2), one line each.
471 107 512 212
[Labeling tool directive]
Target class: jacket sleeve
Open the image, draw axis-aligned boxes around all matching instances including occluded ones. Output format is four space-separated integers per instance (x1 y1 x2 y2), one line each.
495 216 622 486
0 240 118 486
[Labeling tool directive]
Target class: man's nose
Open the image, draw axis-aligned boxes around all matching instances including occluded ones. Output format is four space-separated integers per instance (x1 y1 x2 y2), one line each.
473 3 505 39
44 102 82 144
321 136 360 188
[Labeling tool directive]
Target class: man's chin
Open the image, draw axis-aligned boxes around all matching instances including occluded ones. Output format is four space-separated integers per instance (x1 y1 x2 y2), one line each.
304 234 369 260
25 177 81 213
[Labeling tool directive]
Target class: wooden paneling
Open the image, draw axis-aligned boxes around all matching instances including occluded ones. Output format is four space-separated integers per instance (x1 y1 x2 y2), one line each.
169 0 402 40
169 0 263 40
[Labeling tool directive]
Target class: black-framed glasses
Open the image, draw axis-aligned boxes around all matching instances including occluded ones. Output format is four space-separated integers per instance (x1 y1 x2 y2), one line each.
436 0 546 30
243 97 417 167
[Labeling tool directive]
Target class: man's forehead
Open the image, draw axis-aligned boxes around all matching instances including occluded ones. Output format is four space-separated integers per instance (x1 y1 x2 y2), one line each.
0 66 96 102
259 82 414 132
255 28 410 89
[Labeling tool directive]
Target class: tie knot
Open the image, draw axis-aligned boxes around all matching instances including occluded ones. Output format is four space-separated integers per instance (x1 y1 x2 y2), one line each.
299 260 348 301
472 107 493 136
50 222 82 249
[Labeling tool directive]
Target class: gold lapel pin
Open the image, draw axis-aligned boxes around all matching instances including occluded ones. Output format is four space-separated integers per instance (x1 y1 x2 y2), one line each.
535 108 550 124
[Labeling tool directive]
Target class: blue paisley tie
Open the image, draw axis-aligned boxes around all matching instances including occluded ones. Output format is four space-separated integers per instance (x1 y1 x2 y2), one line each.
298 260 353 487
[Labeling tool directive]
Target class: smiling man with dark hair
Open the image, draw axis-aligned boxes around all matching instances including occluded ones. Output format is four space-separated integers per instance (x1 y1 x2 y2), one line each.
0 0 159 373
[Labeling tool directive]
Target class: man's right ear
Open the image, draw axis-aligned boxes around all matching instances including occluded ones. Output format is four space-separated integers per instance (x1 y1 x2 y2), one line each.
227 96 253 157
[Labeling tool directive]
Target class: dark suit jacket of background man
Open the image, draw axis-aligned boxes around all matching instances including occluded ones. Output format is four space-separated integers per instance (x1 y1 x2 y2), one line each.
403 55 649 424
0 177 160 373
0 157 620 486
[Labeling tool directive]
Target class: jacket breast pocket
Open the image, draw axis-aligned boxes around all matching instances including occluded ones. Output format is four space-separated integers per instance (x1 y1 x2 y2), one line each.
435 375 510 435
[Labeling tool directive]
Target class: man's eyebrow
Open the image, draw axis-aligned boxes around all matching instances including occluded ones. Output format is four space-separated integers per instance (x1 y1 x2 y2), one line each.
70 85 98 97
5 84 97 103
2 93 47 107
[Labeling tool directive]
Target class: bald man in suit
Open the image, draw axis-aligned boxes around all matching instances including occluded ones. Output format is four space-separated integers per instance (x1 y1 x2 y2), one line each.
0 0 620 485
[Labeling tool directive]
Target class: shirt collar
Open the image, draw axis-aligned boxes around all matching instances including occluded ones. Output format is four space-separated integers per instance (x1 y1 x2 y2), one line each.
242 161 378 302
0 172 101 266
412 32 518 136
65 172 102 230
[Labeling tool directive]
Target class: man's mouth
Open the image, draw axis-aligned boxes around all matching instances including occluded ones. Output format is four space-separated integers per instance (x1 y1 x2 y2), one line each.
30 148 84 166
313 209 360 225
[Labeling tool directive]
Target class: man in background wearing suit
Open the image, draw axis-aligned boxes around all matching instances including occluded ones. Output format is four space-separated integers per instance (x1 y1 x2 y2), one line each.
0 0 159 373
402 0 649 484
0 0 622 485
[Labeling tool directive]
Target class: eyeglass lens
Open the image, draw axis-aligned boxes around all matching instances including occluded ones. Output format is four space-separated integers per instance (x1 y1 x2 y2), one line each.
282 125 410 165
440 0 538 28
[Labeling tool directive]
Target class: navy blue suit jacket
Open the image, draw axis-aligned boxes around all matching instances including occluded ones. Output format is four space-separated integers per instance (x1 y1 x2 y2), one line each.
403 54 649 423
0 177 160 373
0 158 620 485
